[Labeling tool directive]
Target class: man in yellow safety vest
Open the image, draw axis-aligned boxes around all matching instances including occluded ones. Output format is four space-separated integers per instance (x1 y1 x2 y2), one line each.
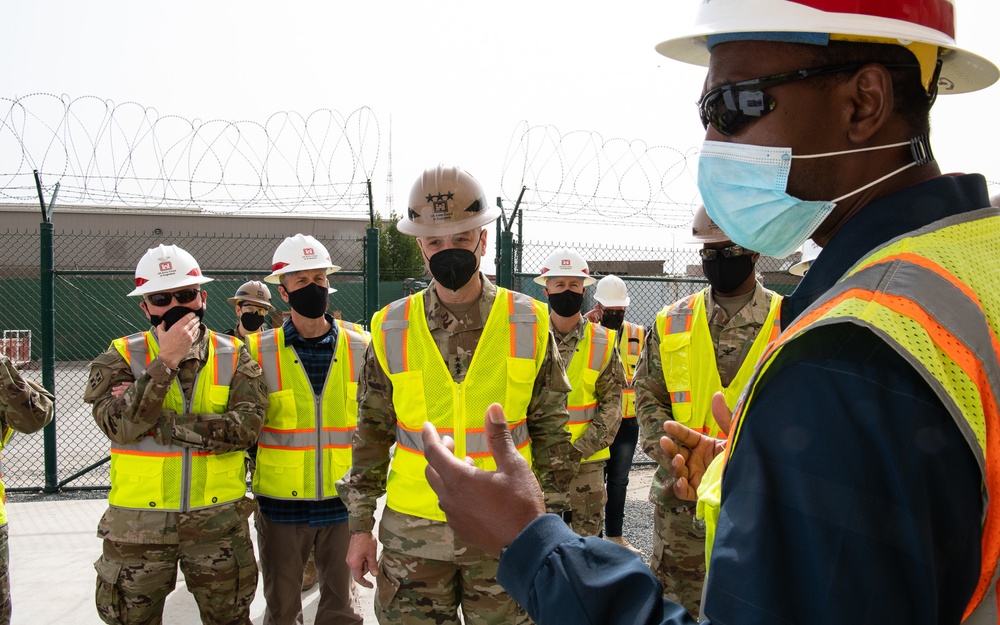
338 164 577 624
246 233 368 625
536 248 625 538
634 206 781 619
84 244 267 625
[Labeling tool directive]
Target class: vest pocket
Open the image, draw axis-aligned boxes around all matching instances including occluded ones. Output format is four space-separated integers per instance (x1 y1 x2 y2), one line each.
391 370 427 423
110 454 165 509
197 452 245 508
265 389 298 430
254 449 306 499
209 385 231 411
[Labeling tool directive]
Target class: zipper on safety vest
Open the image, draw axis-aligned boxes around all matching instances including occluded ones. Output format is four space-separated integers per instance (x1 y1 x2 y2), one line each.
178 371 197 513
453 384 466 459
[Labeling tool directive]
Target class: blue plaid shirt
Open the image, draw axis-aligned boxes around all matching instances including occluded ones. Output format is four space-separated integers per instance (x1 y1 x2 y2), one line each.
257 314 349 526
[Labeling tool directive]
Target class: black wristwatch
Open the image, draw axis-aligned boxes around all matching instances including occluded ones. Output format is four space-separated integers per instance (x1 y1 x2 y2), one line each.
559 509 573 524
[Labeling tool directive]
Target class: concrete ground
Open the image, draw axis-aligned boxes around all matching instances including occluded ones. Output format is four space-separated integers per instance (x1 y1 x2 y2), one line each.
7 467 656 624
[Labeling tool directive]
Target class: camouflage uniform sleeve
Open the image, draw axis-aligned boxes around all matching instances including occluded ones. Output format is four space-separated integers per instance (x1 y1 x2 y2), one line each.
83 347 179 445
336 343 395 534
634 327 673 468
572 345 624 459
526 331 579 514
162 345 266 452
0 355 53 434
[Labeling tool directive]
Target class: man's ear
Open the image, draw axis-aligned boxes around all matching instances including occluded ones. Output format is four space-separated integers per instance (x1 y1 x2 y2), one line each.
139 300 150 320
847 63 894 144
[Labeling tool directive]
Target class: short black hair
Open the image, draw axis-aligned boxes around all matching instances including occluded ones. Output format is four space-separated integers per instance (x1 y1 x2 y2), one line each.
806 41 933 135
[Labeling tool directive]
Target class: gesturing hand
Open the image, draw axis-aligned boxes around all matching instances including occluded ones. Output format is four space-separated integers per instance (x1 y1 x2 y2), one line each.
423 403 545 557
660 392 733 501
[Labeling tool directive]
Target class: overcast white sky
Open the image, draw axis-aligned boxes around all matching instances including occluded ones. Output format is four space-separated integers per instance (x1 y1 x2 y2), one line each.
4 1 1000 265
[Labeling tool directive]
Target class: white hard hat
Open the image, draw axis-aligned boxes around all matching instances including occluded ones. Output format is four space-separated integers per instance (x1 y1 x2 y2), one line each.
790 239 822 277
128 244 213 296
689 205 732 244
655 0 998 95
533 248 597 286
227 280 275 309
398 164 500 237
594 275 630 307
265 234 341 284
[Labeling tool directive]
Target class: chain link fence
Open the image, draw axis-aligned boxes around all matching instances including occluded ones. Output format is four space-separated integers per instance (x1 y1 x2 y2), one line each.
2 226 805 491
1 229 366 490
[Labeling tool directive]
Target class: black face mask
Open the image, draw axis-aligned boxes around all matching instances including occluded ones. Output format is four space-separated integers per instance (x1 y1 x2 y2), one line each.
240 311 267 332
547 290 584 317
428 247 480 291
150 305 205 331
600 309 625 331
286 283 329 319
703 254 755 295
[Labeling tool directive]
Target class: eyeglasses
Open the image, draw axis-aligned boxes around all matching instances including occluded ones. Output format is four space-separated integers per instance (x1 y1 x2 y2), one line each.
145 288 201 307
239 305 268 315
699 245 752 261
697 63 919 136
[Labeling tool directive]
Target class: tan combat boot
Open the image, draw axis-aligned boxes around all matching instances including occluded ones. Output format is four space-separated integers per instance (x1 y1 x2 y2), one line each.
606 535 642 555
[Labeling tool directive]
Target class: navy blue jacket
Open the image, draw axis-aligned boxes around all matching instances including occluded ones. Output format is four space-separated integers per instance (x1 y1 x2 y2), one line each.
498 174 988 625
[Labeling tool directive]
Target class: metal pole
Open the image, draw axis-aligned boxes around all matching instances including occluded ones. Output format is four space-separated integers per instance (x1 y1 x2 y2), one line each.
364 179 379 329
34 170 58 493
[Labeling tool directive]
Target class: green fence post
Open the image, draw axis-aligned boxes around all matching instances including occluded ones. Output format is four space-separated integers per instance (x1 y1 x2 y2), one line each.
34 170 59 493
364 179 379 328
365 227 379 327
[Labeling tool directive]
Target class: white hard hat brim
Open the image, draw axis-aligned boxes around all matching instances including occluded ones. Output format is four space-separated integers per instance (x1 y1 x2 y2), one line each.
533 272 598 287
396 205 501 237
655 14 999 94
128 274 213 297
264 263 342 285
595 294 631 307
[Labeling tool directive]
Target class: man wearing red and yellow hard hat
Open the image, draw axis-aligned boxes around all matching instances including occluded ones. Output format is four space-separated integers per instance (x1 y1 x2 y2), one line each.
415 2 1000 624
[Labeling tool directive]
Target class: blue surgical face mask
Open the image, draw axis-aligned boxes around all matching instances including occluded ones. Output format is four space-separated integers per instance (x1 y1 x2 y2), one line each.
697 140 919 258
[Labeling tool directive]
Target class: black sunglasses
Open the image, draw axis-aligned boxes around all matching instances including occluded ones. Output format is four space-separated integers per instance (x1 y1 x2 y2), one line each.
146 288 201 307
698 63 920 136
699 245 752 261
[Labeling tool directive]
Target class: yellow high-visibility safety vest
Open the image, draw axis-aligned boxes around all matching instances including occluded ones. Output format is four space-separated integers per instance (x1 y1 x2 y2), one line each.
247 321 369 501
721 209 1000 622
0 426 14 525
372 287 548 522
619 321 645 419
108 331 247 512
564 322 616 463
655 287 781 438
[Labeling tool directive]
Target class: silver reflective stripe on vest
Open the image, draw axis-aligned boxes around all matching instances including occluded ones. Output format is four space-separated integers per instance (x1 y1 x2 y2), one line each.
257 330 281 393
395 421 530 455
568 405 597 425
340 325 368 381
258 428 353 449
589 328 609 370
509 292 538 359
124 333 148 379
672 391 689 404
966 573 1000 625
808 258 999 475
213 333 237 386
381 299 410 374
111 435 180 455
666 296 695 335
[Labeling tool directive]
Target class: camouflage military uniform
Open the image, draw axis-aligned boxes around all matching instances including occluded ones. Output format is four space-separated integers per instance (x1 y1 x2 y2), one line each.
83 325 267 625
338 274 577 625
0 355 53 625
552 317 625 537
634 283 778 619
